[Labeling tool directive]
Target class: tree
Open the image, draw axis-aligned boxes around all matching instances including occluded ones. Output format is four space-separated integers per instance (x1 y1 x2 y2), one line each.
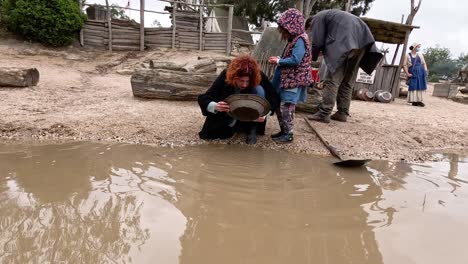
110 4 130 20
456 53 468 68
213 0 376 26
424 46 458 79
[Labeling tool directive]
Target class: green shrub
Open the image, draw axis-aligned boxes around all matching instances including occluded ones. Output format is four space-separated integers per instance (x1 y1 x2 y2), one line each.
5 0 86 46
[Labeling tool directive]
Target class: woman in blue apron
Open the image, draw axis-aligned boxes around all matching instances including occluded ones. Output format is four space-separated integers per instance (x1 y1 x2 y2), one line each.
403 43 428 107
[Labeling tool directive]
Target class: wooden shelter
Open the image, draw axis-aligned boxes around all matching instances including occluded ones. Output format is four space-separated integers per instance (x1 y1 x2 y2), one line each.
356 17 419 99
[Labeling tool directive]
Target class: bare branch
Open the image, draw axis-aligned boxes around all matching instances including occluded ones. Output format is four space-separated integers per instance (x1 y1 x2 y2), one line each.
305 0 318 18
415 0 422 12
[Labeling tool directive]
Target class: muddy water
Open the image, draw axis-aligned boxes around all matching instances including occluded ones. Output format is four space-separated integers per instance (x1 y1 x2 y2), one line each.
0 143 467 264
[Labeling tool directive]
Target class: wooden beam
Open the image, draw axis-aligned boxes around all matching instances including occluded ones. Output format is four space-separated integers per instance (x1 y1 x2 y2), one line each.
199 1 204 51
172 4 176 49
140 0 145 51
392 44 401 65
79 1 84 47
226 5 233 56
105 0 112 52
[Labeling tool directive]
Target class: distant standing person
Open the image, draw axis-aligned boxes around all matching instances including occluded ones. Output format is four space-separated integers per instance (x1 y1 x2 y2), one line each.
403 43 428 107
269 8 312 143
307 9 383 123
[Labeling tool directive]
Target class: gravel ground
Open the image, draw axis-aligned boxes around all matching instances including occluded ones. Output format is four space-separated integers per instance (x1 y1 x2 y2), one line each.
1 35 467 162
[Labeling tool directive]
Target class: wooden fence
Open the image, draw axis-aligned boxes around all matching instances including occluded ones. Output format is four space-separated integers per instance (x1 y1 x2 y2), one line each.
81 0 234 55
354 65 400 99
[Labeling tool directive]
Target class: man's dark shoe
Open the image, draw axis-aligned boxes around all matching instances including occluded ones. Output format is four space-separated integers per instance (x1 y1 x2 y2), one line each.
307 112 331 123
270 130 285 139
273 133 293 143
418 102 425 107
330 111 348 122
411 102 418 106
246 133 257 145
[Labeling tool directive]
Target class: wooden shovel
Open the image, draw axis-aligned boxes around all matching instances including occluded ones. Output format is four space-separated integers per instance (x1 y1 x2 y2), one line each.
304 117 370 167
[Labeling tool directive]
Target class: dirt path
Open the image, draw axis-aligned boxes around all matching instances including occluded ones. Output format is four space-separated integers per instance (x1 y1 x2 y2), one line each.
1 37 467 161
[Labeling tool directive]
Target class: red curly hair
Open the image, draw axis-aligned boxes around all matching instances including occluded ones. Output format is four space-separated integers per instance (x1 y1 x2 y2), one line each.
226 55 261 88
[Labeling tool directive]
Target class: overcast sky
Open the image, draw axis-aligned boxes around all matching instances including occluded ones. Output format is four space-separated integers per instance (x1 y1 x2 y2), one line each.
86 0 467 58
365 0 468 58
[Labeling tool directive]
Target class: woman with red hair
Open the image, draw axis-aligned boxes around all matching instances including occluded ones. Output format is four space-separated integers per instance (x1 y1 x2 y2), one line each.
198 55 279 144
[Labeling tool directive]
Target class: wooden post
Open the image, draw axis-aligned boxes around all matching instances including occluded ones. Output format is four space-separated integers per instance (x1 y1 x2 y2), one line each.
226 5 233 56
199 1 203 51
172 4 177 49
391 14 406 65
105 0 112 52
394 30 410 96
392 45 401 65
140 0 145 51
79 1 84 46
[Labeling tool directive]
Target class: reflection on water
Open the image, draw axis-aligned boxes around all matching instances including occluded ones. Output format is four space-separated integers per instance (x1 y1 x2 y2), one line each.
0 143 467 264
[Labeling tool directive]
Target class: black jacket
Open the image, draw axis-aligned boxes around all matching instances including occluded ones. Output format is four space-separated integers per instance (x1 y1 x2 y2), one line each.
198 70 279 140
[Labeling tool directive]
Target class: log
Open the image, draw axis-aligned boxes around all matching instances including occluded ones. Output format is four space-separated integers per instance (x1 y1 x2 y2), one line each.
182 59 216 72
0 67 39 87
131 68 217 100
83 24 108 32
104 39 141 45
145 36 174 41
84 39 104 45
146 44 173 49
148 61 187 71
197 56 233 63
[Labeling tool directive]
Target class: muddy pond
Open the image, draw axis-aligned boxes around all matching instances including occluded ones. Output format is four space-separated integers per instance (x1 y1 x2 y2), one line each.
0 142 467 264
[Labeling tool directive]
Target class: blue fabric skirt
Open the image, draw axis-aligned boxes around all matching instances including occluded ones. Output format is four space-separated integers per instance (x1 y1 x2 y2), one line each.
408 64 427 91
272 68 307 104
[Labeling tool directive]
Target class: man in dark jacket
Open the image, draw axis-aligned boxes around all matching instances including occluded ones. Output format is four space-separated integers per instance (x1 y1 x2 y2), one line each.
307 9 383 123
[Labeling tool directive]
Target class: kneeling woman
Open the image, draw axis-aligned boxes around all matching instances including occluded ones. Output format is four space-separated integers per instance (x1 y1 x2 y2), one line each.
198 55 279 144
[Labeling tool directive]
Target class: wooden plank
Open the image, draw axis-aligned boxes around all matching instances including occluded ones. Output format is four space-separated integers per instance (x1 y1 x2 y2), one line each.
105 24 139 30
145 36 175 41
85 20 106 26
146 44 174 48
176 26 199 31
83 32 107 39
177 30 199 36
104 39 141 45
145 29 173 34
110 27 139 33
204 39 228 44
146 39 175 44
83 24 107 31
84 40 104 46
204 35 228 39
179 43 200 47
204 32 228 35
